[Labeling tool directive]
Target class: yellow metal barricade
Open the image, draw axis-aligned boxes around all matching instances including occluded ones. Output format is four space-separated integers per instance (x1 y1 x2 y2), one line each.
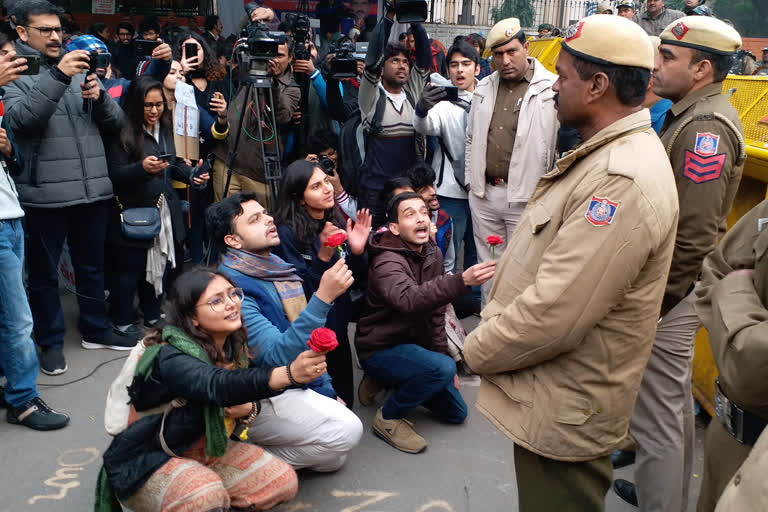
523 39 768 415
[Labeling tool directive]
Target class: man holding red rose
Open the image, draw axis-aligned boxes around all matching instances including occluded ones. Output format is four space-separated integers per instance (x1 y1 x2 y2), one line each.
206 193 362 472
355 193 495 454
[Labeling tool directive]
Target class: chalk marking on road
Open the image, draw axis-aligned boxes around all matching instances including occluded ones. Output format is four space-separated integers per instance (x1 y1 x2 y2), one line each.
278 502 313 511
27 467 82 504
57 447 100 467
415 499 455 511
27 447 100 505
330 489 398 512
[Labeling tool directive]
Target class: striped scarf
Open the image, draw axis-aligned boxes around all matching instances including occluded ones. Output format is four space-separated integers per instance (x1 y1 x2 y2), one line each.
221 248 307 322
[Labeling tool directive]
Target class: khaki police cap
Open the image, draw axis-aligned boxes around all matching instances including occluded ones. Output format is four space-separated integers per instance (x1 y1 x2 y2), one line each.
486 18 524 50
660 16 741 55
596 1 613 14
562 15 654 70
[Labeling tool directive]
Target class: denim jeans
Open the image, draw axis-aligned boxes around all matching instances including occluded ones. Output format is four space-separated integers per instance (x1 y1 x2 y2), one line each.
25 201 111 348
0 218 39 407
437 196 477 273
362 344 467 424
439 196 480 304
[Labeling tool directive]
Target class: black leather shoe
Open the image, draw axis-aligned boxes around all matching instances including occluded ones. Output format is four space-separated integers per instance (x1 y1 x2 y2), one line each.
611 449 636 469
613 479 638 507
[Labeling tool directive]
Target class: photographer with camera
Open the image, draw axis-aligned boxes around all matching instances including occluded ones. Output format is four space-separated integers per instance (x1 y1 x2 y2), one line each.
357 0 431 228
4 0 126 375
211 34 300 204
0 31 70 431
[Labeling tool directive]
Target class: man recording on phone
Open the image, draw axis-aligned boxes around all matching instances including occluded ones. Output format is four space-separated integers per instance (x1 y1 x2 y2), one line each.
414 40 480 279
4 0 126 376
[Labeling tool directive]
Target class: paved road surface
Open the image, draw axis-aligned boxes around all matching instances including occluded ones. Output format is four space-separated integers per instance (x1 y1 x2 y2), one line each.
0 292 705 511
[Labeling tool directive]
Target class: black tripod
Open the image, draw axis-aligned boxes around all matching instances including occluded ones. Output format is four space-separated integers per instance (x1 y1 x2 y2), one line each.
222 75 282 207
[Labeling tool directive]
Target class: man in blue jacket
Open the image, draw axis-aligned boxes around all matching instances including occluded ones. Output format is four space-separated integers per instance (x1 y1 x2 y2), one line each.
5 0 126 376
206 192 362 472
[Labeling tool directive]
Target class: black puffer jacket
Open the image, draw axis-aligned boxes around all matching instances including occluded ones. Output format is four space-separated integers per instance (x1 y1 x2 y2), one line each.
102 344 280 501
4 41 125 208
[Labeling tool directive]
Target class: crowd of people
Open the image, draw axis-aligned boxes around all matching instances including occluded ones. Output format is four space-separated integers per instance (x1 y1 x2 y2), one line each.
0 0 765 510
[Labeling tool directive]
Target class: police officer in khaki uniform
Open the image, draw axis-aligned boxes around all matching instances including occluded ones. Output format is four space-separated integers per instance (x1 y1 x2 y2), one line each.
693 198 768 511
614 16 746 512
463 15 679 511
713 427 768 512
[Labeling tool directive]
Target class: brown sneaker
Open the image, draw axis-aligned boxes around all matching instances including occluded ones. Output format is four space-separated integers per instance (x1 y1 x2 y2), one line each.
372 408 426 454
358 374 382 406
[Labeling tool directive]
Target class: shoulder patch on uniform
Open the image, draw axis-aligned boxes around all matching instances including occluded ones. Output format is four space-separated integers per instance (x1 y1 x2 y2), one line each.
585 197 619 226
683 150 726 183
694 132 720 156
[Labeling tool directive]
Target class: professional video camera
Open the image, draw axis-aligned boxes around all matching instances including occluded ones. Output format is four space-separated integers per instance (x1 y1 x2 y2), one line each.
329 36 358 79
284 12 311 61
386 0 428 23
236 13 287 85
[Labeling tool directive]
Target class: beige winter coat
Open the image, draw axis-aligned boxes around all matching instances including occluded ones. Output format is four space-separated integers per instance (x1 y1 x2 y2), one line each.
465 57 559 204
464 110 680 461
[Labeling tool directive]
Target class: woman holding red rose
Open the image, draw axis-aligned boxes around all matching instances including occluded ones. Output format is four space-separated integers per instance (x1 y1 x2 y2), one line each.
273 160 372 406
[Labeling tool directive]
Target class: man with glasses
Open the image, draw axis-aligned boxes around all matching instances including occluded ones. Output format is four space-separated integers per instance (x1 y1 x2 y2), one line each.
206 192 363 472
4 0 126 377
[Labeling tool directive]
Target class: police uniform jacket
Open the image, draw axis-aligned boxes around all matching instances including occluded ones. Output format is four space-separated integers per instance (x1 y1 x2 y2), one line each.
659 82 746 316
463 109 679 461
694 198 768 510
714 427 768 512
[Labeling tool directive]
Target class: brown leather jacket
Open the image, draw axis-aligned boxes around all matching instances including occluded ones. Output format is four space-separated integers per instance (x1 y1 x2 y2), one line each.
354 230 466 363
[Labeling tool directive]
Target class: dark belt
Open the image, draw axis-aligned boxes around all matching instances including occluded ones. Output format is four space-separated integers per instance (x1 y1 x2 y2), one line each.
714 378 767 446
485 175 507 186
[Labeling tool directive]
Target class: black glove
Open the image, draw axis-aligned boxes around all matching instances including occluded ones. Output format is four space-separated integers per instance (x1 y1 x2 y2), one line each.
415 84 446 117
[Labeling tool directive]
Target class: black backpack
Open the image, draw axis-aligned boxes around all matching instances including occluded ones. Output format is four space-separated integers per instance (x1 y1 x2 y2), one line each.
338 88 422 199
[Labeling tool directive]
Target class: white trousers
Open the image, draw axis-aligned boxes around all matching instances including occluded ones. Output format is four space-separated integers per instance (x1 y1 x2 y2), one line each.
469 185 526 303
247 388 363 472
630 291 699 512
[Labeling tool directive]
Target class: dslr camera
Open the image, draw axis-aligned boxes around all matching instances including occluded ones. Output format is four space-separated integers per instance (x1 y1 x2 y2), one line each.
317 154 335 175
329 36 358 79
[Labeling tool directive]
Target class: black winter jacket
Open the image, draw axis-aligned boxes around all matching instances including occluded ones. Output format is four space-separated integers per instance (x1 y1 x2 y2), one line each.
102 344 280 501
106 124 202 248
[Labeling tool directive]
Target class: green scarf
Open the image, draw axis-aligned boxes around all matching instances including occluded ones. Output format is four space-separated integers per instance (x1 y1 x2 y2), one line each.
95 326 245 511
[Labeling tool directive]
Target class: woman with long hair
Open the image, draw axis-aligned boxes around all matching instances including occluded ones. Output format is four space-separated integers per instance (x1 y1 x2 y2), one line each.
273 159 372 406
106 77 209 342
176 31 230 264
98 268 326 510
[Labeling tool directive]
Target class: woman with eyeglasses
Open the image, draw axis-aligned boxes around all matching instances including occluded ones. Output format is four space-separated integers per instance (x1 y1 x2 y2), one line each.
98 267 326 510
106 76 210 342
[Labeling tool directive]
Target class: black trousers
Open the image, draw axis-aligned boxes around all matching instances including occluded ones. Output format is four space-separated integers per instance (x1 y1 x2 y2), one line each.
25 201 111 347
112 245 163 326
327 331 355 408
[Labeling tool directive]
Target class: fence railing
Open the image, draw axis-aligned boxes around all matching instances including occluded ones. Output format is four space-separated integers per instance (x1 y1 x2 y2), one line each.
426 0 598 29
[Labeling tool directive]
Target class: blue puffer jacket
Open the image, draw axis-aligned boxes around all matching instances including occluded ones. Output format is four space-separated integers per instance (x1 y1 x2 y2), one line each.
4 41 124 208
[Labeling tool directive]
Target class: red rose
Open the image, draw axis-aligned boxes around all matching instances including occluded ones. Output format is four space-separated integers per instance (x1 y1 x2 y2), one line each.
308 327 338 352
324 232 347 248
486 235 503 246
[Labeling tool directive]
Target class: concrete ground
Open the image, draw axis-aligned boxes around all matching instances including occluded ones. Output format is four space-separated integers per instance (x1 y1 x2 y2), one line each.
0 292 705 511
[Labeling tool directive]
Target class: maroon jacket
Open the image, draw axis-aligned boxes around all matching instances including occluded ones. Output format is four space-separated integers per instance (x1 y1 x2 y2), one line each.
354 230 467 362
